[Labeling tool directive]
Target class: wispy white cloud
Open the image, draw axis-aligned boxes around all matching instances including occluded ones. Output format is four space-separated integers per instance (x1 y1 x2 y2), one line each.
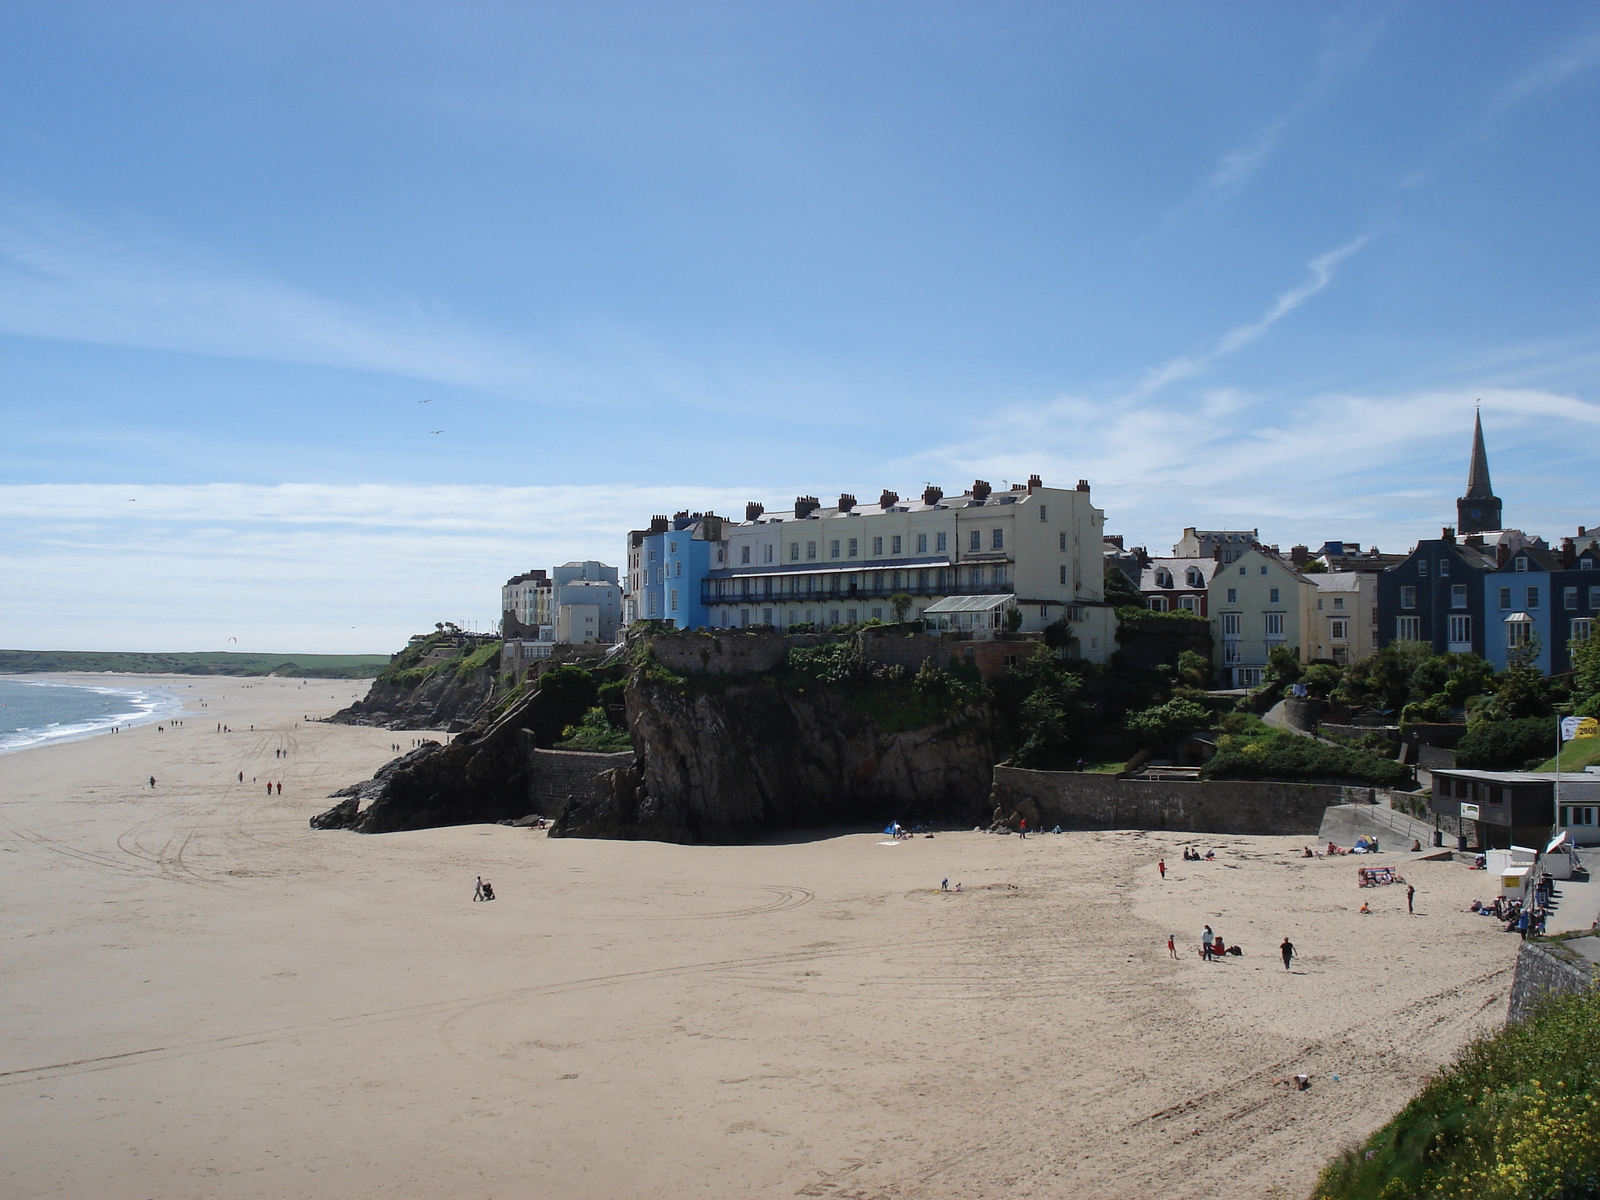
1164 15 1385 222
0 482 757 652
1126 235 1369 401
0 201 882 421
0 203 596 402
912 385 1600 557
1401 23 1600 189
1490 25 1600 115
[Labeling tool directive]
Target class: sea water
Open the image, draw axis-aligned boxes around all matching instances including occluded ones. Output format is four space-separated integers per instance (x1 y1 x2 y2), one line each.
0 677 186 755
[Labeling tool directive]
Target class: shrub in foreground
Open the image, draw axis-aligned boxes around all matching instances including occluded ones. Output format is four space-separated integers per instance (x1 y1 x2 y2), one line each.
1314 985 1600 1199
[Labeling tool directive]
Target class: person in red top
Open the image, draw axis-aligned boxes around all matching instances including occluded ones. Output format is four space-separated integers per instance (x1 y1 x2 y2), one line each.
1158 859 1166 879
1018 818 1028 839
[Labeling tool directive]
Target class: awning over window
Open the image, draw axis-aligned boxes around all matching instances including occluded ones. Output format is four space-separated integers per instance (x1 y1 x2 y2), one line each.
922 594 1016 614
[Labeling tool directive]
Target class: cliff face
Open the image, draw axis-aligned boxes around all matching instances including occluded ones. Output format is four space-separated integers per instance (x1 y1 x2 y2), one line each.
329 664 500 731
316 691 536 833
549 678 996 843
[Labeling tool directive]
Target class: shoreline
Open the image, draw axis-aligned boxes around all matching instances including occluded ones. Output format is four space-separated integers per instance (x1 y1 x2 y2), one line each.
0 673 373 758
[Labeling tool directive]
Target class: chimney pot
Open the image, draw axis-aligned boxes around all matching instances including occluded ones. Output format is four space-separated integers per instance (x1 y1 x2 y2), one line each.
795 495 820 519
922 484 943 505
878 489 898 508
1027 473 1042 491
837 493 857 512
1076 479 1090 492
971 480 991 503
745 502 764 522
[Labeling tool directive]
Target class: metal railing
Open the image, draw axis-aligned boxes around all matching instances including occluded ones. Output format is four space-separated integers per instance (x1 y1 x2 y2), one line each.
700 577 1007 605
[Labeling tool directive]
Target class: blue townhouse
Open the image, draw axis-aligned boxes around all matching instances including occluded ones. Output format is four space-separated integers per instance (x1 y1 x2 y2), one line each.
1483 541 1600 675
625 511 723 630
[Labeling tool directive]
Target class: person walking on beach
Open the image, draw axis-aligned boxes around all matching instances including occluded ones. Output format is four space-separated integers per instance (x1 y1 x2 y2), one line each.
275 781 282 795
149 776 156 788
1167 935 1177 959
1201 925 1214 960
1280 938 1296 971
1018 818 1027 839
1158 859 1166 880
473 876 485 902
238 771 243 783
267 782 273 795
1407 884 1415 915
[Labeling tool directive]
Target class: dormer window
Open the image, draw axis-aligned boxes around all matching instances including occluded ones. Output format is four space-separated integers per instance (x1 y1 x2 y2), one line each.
1582 558 1596 571
1186 568 1204 588
1515 556 1528 572
1155 569 1173 588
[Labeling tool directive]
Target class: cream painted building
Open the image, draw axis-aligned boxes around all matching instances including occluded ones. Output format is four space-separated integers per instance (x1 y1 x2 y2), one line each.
1310 572 1379 665
1208 548 1320 687
698 476 1118 662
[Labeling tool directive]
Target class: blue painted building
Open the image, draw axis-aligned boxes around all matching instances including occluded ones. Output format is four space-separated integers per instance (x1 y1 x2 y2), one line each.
1483 542 1600 675
624 511 724 630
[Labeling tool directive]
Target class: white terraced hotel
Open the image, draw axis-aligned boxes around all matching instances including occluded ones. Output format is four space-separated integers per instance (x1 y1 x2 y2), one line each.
695 475 1117 661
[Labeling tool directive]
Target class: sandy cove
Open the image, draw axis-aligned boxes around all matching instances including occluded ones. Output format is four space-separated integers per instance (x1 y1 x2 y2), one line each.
0 675 1519 1199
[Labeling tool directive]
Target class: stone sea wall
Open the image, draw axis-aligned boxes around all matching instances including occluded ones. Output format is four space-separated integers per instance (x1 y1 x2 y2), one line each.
1508 938 1598 1024
988 766 1352 836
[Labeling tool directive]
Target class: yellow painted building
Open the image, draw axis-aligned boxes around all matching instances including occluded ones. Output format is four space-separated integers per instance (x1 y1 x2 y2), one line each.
1207 548 1320 687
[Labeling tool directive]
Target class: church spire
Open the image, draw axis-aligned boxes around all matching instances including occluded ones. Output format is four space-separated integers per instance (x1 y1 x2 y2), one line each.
1456 405 1502 534
1464 406 1493 498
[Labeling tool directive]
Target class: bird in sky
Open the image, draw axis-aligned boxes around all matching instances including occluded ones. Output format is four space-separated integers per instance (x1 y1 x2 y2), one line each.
429 430 443 435
417 398 434 403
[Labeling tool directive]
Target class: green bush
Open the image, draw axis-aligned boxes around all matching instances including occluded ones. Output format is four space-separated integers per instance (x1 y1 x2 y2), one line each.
1573 635 1600 713
1456 716 1558 771
537 665 600 733
1202 726 1411 787
1126 697 1213 749
1314 984 1600 1199
554 707 633 752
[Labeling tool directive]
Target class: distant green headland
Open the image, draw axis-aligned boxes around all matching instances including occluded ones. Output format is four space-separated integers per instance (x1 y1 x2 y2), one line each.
0 650 389 679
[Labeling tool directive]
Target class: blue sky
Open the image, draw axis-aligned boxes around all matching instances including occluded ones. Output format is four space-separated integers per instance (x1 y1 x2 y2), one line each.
3 2 1598 651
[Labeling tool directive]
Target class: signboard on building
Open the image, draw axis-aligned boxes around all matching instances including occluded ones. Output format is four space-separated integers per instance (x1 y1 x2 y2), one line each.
1460 803 1481 821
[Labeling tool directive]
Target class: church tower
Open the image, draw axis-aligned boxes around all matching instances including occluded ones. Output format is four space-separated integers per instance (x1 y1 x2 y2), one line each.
1456 408 1502 534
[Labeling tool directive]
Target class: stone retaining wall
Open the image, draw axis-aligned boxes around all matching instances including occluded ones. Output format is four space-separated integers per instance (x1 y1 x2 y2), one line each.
1508 939 1597 1024
988 766 1360 836
527 747 635 817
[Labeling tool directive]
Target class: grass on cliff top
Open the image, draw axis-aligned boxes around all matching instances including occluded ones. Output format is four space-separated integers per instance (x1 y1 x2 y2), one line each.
1314 982 1600 1200
0 649 387 678
1534 737 1600 774
375 633 500 688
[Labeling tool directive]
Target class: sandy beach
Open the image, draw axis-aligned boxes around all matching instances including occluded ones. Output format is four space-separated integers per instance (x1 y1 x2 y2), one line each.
0 676 1521 1199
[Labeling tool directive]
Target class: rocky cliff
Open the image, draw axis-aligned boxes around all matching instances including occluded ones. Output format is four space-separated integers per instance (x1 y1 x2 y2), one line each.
329 660 501 731
323 630 508 732
548 676 996 843
315 631 1002 843
314 689 540 832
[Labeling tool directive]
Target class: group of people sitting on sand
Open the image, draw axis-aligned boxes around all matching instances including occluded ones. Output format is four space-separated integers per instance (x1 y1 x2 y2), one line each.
1199 924 1243 960
1319 838 1379 857
1181 847 1215 862
1469 895 1546 938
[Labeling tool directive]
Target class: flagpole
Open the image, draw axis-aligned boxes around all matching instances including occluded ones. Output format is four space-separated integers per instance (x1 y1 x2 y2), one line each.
1556 713 1562 837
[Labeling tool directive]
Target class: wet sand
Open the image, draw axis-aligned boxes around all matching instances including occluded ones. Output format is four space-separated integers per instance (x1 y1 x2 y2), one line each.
0 676 1519 1198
